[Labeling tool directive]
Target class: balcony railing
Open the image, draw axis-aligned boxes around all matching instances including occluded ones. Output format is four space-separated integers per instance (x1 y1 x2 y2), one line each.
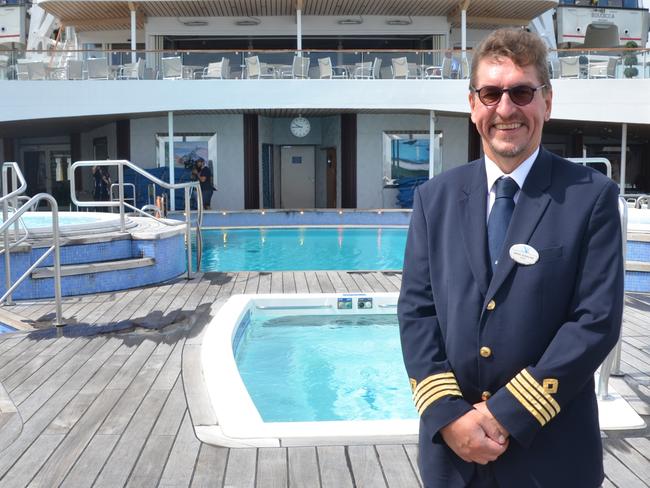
0 47 648 81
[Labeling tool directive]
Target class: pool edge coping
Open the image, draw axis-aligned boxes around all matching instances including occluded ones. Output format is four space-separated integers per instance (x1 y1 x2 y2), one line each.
196 292 420 448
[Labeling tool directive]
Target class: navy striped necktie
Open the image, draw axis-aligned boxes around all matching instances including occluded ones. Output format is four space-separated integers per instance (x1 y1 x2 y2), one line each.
488 177 519 271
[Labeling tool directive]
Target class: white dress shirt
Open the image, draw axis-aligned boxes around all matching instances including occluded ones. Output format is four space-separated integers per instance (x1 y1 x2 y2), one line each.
485 147 539 222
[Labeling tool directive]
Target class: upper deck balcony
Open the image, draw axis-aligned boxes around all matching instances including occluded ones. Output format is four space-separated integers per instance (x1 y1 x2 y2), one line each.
0 47 649 125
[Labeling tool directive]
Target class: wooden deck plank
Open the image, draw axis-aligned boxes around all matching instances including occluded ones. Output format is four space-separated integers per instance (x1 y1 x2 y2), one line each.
318 446 354 488
305 271 322 293
245 272 261 294
288 446 321 488
0 336 53 379
605 439 650 480
9 338 88 404
257 272 272 294
181 277 212 312
270 272 283 293
403 444 423 486
98 340 173 436
151 374 186 436
293 271 309 293
60 434 120 488
190 444 228 487
316 271 336 293
17 337 109 422
337 271 361 292
105 339 158 390
348 445 388 488
326 271 348 293
256 448 288 488
223 448 257 488
376 445 421 488
97 288 146 324
602 448 647 488
125 434 176 488
231 272 250 296
373 272 399 292
25 388 124 488
358 272 387 293
157 410 201 487
93 389 170 487
0 334 70 376
0 433 64 488
282 272 296 293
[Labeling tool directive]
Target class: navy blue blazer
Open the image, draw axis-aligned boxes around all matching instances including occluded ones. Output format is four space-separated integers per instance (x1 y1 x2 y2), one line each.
398 148 624 488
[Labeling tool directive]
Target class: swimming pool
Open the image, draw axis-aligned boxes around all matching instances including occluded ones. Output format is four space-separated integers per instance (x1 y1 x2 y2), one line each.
0 211 135 238
200 293 418 447
0 323 15 334
236 311 416 422
194 227 407 271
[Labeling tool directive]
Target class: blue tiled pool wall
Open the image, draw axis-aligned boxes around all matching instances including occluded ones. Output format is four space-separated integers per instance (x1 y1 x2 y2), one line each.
625 240 650 292
169 210 412 228
232 308 252 356
0 323 15 334
0 234 186 300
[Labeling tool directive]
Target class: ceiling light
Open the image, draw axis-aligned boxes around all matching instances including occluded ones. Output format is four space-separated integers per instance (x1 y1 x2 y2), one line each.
338 18 363 25
182 20 208 27
236 17 261 26
386 17 412 26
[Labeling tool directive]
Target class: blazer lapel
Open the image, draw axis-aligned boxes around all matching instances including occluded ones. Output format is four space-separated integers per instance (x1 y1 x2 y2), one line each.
484 149 553 303
459 160 491 297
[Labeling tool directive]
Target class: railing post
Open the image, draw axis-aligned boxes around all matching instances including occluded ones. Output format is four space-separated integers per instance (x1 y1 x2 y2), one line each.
185 187 192 279
118 163 125 232
50 197 63 326
2 166 12 305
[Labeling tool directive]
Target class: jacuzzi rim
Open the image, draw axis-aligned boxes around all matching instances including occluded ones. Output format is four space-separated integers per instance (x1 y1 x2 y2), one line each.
5 211 137 238
200 292 418 448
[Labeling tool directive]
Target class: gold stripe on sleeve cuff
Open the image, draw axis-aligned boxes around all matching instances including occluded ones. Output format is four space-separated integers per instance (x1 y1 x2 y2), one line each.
412 372 463 416
506 369 561 426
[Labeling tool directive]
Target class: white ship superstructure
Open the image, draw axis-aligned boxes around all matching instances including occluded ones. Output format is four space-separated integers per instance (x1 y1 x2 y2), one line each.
0 0 647 211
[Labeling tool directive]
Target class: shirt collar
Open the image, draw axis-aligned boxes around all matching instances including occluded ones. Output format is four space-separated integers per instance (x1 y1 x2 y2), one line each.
485 147 539 193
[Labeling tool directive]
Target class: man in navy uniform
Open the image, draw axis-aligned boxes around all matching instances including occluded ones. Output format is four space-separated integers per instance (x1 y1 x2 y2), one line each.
398 28 623 488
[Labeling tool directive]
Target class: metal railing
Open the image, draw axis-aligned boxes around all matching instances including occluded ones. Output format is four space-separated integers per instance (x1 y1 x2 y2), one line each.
0 162 63 325
2 47 647 81
69 160 203 279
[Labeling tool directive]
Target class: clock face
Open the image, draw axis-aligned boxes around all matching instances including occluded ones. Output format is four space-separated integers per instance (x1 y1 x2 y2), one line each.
290 117 311 138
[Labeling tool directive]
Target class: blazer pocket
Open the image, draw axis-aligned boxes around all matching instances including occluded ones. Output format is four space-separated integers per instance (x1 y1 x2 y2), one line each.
537 246 563 263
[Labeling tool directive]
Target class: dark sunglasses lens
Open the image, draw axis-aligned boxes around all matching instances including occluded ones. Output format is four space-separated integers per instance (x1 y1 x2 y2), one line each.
509 86 535 106
478 87 502 105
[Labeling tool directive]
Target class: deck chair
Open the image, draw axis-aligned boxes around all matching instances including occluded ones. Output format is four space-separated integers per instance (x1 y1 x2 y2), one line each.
589 57 618 79
283 56 310 79
87 57 110 80
26 61 47 80
67 59 84 80
202 58 230 79
391 57 409 79
559 57 580 79
354 58 382 79
245 56 274 79
14 61 29 80
119 58 144 79
161 56 183 79
317 57 347 79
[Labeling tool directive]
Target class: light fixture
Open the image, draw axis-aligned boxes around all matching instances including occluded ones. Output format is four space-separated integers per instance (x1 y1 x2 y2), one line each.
235 17 261 26
386 17 412 26
338 17 363 25
181 20 209 27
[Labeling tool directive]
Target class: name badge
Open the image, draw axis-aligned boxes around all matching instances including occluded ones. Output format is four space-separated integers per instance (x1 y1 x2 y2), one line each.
509 244 539 265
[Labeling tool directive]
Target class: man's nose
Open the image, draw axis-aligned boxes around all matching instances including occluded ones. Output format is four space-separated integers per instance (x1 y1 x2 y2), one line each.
495 91 518 116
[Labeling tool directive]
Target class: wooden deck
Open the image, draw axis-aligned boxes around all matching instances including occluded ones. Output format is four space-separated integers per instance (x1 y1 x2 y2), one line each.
0 271 648 487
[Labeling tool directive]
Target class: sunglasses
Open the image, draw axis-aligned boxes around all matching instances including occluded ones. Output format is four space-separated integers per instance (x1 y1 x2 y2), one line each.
471 84 546 107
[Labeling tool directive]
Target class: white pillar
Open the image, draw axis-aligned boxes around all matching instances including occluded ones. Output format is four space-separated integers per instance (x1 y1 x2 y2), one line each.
296 0 303 54
168 111 175 211
620 123 627 196
461 9 467 61
429 111 436 179
130 8 137 63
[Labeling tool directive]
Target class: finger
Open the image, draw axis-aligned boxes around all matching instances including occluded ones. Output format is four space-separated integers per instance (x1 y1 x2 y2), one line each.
479 417 507 444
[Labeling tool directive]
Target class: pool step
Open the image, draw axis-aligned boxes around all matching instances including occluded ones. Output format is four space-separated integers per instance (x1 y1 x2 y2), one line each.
31 257 155 279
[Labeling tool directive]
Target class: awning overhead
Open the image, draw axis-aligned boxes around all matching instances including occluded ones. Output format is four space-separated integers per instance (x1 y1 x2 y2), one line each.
38 0 558 32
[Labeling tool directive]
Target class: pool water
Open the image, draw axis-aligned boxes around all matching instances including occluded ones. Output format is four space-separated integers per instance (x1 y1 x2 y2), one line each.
1 213 101 228
195 227 407 271
0 323 15 334
235 312 416 422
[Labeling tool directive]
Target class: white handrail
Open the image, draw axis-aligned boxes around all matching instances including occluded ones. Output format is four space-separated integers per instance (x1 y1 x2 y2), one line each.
69 160 203 278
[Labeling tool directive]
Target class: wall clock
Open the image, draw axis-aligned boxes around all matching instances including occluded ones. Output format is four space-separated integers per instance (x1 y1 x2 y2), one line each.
290 116 311 137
